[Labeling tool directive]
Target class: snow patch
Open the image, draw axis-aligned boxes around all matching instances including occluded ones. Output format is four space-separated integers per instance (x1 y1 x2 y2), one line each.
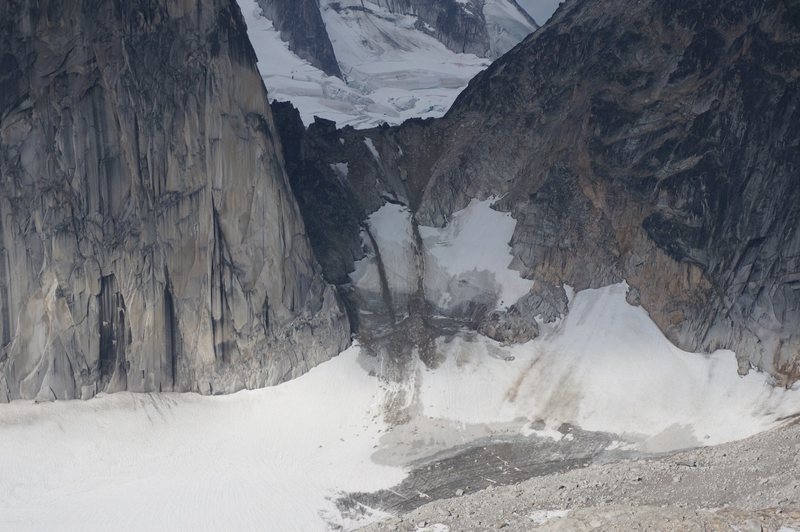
416 524 450 532
420 198 531 311
563 284 575 304
484 0 539 56
352 199 532 313
364 138 381 161
529 509 571 525
351 203 417 299
330 162 349 185
521 422 565 442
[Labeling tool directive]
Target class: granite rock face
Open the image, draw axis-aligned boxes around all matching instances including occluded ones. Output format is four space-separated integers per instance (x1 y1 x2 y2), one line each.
274 0 800 382
0 0 350 401
256 0 342 77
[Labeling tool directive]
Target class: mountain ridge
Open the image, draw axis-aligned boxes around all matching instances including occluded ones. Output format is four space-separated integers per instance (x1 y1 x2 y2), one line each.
273 0 800 383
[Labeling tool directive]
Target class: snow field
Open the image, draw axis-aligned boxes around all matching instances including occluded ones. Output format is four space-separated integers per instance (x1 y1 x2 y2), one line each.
0 347 405 531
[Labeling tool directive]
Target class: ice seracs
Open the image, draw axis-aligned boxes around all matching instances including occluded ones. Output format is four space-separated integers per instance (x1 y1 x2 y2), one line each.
239 0 538 127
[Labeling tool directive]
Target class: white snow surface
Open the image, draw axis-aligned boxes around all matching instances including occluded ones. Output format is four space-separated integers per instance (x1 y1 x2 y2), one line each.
484 0 540 55
0 346 404 532
418 284 800 451
351 203 418 301
347 199 800 452
528 509 571 525
352 199 531 313
420 198 532 310
363 137 381 161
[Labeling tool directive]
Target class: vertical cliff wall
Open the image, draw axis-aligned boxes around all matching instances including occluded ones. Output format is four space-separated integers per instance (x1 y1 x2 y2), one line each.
256 0 342 77
0 0 350 401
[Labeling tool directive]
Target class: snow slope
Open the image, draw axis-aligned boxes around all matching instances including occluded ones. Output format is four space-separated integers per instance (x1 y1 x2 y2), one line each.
239 0 378 127
350 203 417 304
484 0 541 55
420 198 532 311
0 346 404 532
418 284 800 451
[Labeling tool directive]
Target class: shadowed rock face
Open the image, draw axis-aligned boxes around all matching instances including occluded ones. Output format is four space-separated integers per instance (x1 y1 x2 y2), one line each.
273 0 800 382
418 0 800 380
0 0 350 401
256 0 342 77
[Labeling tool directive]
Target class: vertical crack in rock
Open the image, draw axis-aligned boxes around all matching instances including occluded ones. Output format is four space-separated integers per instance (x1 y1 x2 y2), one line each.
210 205 237 366
163 276 180 391
0 209 10 347
98 275 128 392
261 295 270 335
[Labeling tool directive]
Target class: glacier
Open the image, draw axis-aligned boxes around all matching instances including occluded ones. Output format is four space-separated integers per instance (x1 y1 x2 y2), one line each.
238 0 540 127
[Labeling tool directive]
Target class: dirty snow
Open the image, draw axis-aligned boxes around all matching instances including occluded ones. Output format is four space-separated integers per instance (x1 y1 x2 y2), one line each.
351 203 417 299
350 198 800 453
417 284 800 451
529 509 571 525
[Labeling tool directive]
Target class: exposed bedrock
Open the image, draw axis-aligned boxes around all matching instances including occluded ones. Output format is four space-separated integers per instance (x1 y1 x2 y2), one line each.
255 0 342 77
272 0 800 383
0 0 349 401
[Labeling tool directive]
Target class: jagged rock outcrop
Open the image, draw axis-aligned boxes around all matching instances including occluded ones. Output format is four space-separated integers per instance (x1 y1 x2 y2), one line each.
273 0 800 382
270 105 367 286
256 0 342 77
413 0 800 380
0 0 350 401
